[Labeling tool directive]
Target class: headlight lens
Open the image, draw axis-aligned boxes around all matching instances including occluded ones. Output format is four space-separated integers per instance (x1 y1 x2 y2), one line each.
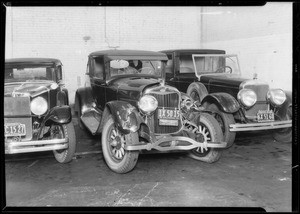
237 89 257 107
267 89 286 106
30 97 48 115
138 95 158 114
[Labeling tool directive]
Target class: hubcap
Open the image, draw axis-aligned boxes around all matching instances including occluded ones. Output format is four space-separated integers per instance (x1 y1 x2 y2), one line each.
109 127 126 161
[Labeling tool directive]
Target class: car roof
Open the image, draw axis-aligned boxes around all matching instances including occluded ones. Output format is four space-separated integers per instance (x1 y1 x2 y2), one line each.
5 58 62 65
89 49 168 60
160 49 226 54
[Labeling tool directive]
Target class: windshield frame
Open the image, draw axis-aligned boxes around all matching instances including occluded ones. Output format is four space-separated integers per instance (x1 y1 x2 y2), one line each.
191 54 241 79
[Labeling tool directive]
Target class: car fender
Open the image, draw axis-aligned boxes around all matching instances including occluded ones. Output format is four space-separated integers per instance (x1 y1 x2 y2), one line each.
74 87 95 114
57 89 69 106
101 101 144 135
201 92 240 113
44 105 72 126
275 90 292 119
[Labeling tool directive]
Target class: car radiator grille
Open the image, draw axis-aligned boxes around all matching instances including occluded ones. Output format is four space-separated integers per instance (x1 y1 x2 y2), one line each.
148 92 181 134
242 83 270 120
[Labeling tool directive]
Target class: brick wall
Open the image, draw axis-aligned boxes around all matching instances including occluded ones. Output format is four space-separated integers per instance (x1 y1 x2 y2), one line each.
5 3 292 104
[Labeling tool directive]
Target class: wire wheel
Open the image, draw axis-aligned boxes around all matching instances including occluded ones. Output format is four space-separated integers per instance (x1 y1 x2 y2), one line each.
107 125 126 162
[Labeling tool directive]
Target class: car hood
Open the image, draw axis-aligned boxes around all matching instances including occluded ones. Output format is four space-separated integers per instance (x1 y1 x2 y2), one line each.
4 81 54 97
200 74 248 89
110 76 160 101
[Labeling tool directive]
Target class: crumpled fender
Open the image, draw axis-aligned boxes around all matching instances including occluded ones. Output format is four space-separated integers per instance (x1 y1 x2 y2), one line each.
201 92 240 113
105 101 143 135
44 105 72 126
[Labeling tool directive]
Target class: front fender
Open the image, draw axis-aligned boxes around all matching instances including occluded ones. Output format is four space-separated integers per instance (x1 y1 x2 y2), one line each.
44 105 72 126
275 90 292 119
74 87 95 114
105 101 143 135
201 93 240 113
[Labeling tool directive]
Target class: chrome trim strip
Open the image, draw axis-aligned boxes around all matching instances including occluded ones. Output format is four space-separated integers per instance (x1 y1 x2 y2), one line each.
229 120 292 132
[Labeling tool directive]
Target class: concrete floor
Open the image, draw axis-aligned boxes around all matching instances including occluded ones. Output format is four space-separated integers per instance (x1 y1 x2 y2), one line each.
5 118 292 211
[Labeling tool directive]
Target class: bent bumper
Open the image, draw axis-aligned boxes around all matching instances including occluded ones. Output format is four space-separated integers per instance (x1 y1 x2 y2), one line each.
125 136 227 152
229 120 292 132
5 138 68 154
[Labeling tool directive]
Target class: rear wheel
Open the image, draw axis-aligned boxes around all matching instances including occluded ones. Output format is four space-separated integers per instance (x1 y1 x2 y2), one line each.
53 123 77 163
206 103 236 148
101 115 139 173
188 113 224 163
272 106 292 143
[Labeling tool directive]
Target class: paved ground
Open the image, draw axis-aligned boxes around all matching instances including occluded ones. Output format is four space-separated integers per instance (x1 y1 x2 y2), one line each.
5 118 292 211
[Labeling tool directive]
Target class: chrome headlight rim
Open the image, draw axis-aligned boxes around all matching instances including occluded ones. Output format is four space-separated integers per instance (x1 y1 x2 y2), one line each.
237 89 257 108
30 96 48 115
267 89 286 106
138 94 158 114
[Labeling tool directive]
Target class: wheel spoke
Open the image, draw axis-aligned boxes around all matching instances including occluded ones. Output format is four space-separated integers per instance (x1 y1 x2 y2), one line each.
120 147 125 156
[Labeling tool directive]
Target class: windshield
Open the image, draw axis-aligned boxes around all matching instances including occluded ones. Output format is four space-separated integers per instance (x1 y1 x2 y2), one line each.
178 54 240 76
5 64 54 82
108 59 163 78
190 54 240 77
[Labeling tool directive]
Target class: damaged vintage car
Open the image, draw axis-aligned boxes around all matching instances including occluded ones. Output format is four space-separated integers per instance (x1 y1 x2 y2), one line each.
160 49 292 147
4 58 76 163
74 50 227 173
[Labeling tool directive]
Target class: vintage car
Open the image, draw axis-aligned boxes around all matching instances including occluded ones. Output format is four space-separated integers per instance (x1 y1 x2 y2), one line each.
4 58 76 163
160 49 292 147
74 49 227 173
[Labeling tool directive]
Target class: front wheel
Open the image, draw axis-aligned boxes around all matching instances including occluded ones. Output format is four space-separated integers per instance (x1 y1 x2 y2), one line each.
101 115 139 173
53 123 77 163
272 106 292 143
188 113 224 163
206 103 236 148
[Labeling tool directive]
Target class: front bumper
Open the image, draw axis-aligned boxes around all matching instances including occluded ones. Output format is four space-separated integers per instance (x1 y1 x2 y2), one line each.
125 136 227 152
5 138 68 154
229 120 292 132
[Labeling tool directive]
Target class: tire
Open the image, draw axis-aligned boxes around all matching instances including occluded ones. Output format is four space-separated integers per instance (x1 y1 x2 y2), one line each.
272 106 292 143
101 115 139 173
206 103 236 148
187 82 208 103
188 113 224 163
53 122 77 163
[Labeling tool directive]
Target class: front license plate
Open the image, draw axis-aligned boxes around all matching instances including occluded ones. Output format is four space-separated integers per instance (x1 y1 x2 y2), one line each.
158 108 180 120
257 110 275 122
4 123 26 137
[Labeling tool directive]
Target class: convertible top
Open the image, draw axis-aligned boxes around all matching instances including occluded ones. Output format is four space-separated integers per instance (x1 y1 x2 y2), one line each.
89 49 168 61
160 49 226 54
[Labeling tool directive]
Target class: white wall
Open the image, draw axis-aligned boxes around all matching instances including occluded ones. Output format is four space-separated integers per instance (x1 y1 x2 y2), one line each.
201 3 292 91
5 4 292 104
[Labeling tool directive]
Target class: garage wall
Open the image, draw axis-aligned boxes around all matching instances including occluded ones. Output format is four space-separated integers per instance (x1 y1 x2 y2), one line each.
5 3 292 104
201 3 292 91
5 7 203 103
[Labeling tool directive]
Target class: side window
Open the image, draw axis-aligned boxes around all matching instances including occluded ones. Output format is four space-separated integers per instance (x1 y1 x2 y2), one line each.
92 57 104 80
179 54 194 74
165 54 173 74
56 65 62 81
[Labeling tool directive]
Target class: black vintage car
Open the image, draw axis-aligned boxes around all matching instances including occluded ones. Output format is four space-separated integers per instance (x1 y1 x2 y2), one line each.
160 49 292 147
74 49 227 173
4 58 76 163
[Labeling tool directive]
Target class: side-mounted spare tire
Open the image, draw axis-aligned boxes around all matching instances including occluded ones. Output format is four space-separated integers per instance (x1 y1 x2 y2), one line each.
188 113 224 163
101 115 139 173
187 82 208 103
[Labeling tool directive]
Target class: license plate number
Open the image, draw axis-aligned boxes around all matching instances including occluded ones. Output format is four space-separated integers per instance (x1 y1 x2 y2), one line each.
158 108 180 126
4 123 26 137
257 110 275 122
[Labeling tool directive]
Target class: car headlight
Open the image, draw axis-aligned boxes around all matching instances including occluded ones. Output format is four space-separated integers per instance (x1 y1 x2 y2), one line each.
237 89 257 108
267 89 286 106
30 97 48 115
138 95 158 114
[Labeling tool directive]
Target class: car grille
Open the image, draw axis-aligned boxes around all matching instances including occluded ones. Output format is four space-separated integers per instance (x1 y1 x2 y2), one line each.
148 90 181 134
242 82 270 120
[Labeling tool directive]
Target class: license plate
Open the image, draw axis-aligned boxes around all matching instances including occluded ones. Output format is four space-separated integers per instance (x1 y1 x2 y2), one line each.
257 110 275 122
4 123 26 137
158 108 180 126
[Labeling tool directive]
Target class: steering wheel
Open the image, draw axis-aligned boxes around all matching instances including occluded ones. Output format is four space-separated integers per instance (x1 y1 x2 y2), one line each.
137 67 154 74
216 66 232 74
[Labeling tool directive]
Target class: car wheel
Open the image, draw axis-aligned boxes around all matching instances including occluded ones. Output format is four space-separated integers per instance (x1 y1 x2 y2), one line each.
188 113 224 163
187 82 208 103
53 123 77 163
206 103 236 148
101 115 139 173
272 106 292 143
